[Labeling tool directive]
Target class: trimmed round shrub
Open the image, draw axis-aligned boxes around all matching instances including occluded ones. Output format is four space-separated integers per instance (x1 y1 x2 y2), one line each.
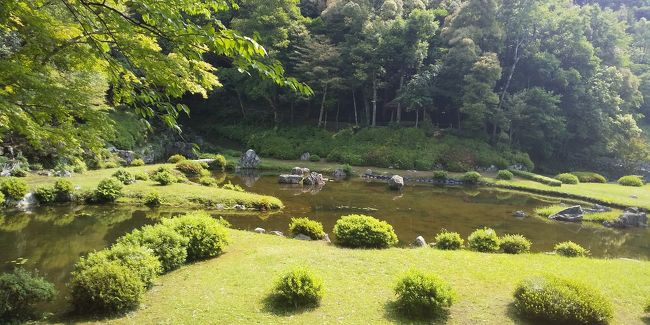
289 217 325 240
207 154 227 171
513 275 613 324
143 191 162 207
496 170 514 180
118 225 188 272
75 243 161 288
0 177 28 200
499 234 531 254
467 227 500 253
34 186 56 204
571 172 606 183
309 154 321 162
112 169 136 185
432 170 448 181
271 266 324 308
53 178 73 201
461 171 481 184
161 211 229 261
433 230 464 250
617 175 643 187
175 160 207 176
555 173 579 184
221 181 244 192
130 159 145 167
554 241 589 257
167 154 186 163
133 171 149 181
394 269 456 319
151 169 177 185
70 260 144 314
0 268 56 322
333 214 398 248
94 178 123 202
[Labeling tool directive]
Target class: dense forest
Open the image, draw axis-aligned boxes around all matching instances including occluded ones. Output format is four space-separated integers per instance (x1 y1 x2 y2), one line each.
2 0 650 172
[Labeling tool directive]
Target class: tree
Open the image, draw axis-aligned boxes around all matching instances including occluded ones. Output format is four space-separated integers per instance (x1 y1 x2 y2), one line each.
461 53 502 134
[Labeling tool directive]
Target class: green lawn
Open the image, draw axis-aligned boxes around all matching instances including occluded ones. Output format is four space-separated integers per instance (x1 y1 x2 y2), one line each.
23 164 283 210
71 230 650 324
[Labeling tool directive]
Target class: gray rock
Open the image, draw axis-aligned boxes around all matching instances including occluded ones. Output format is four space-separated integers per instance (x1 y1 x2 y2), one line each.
603 208 647 228
365 169 373 176
254 227 266 234
109 148 136 164
583 204 612 213
332 168 347 179
291 167 310 175
234 204 246 210
300 152 310 161
513 211 527 218
216 204 225 210
37 170 52 177
323 233 331 244
16 192 37 210
269 231 284 237
239 149 261 169
549 205 584 222
54 170 72 177
414 236 427 247
388 175 404 190
303 172 325 186
294 234 312 241
630 195 639 199
278 174 302 184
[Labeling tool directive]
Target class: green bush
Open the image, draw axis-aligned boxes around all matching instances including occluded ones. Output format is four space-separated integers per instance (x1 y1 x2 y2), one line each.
309 154 321 162
467 228 500 253
130 159 145 167
112 169 136 185
394 269 456 319
134 171 149 181
499 234 531 254
333 214 398 248
94 178 123 202
271 266 324 308
571 172 607 183
554 241 589 257
0 268 56 322
198 176 216 186
496 170 514 180
289 217 326 240
555 173 579 184
461 171 481 184
207 154 227 171
432 170 448 181
151 169 177 185
34 186 57 204
509 169 562 186
513 275 613 324
433 230 464 250
0 177 28 200
175 160 208 176
70 259 144 314
0 191 4 205
221 181 244 192
10 168 28 177
143 191 162 207
53 178 73 201
118 225 188 272
161 211 229 261
75 243 161 288
167 154 186 163
617 175 644 187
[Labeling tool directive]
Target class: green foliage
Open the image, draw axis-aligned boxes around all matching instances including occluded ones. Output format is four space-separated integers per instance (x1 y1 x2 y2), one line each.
34 186 56 204
221 181 244 192
467 228 500 253
394 269 456 319
496 170 514 180
151 169 178 186
0 268 56 322
509 169 562 187
432 170 448 181
555 173 580 185
333 214 398 248
10 168 28 177
94 178 123 202
53 179 73 199
207 154 227 171
271 266 324 308
130 159 145 167
499 234 531 254
143 192 162 207
288 217 325 240
112 169 136 185
461 171 482 184
134 172 149 181
70 260 144 314
176 160 208 176
433 230 464 250
161 211 229 262
0 191 4 205
513 275 613 324
309 154 321 162
118 225 188 273
198 176 216 186
0 177 28 200
617 175 644 187
109 111 147 150
168 154 187 163
554 241 589 257
570 172 607 183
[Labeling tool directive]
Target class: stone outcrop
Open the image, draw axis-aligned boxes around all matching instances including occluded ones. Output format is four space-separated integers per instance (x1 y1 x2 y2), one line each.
239 149 261 169
603 207 647 228
303 172 325 186
291 167 310 175
549 205 583 222
300 152 310 161
414 236 427 247
332 168 347 179
278 174 302 184
388 175 404 190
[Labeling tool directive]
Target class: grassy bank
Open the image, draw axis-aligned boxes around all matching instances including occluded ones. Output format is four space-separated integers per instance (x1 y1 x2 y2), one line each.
69 229 649 324
22 164 283 210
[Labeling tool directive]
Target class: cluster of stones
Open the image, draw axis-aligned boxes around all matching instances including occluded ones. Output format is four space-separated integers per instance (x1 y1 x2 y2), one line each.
548 205 647 228
253 227 331 243
278 167 325 186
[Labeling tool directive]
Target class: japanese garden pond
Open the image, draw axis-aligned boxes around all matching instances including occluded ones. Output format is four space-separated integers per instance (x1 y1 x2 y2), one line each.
1 173 649 315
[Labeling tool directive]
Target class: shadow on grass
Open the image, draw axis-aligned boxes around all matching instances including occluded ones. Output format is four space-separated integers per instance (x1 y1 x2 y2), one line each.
45 308 135 324
383 300 450 324
261 294 319 317
642 316 650 324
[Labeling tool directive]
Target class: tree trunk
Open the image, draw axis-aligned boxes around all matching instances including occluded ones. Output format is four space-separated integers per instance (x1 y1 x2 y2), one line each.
396 72 404 124
352 90 359 126
318 83 328 128
495 39 523 143
415 108 419 128
372 75 378 127
335 101 340 129
265 96 279 126
236 90 246 118
363 91 370 126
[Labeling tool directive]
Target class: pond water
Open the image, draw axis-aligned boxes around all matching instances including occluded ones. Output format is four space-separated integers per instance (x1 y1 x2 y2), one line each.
1 173 649 315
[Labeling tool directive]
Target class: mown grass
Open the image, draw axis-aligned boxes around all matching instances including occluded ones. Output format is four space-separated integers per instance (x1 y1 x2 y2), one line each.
534 204 622 222
69 230 650 324
22 164 283 210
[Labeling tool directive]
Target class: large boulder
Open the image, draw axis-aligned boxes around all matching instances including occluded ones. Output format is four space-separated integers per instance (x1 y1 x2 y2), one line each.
332 168 347 179
109 147 136 164
299 152 310 161
239 149 261 169
414 236 427 247
303 172 325 186
278 174 302 184
291 167 310 176
388 175 404 190
549 205 583 222
603 207 647 228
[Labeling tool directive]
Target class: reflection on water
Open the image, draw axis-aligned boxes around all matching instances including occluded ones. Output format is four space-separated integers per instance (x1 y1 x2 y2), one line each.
0 174 648 315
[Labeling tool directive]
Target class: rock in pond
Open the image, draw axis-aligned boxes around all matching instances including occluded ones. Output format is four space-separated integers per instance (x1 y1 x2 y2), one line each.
291 167 310 175
303 172 325 186
269 231 284 237
388 175 404 190
414 236 427 247
332 168 347 179
603 207 647 228
549 205 583 222
254 227 266 234
513 211 527 218
234 204 246 210
278 174 302 184
239 149 261 169
300 152 310 161
294 234 312 241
